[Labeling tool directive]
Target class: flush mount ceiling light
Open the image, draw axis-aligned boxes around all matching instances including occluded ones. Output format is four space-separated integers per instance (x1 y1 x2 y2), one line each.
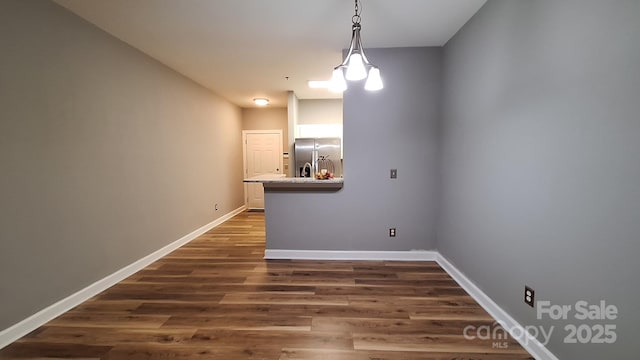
253 98 269 106
329 0 383 93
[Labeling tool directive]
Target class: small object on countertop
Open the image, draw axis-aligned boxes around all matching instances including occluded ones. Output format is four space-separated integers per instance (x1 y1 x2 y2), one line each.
315 171 334 180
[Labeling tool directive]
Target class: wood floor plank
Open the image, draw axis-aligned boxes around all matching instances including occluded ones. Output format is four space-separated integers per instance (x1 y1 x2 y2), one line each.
189 329 354 350
46 313 170 329
0 211 533 359
19 327 197 346
314 285 469 297
219 293 350 306
353 333 528 354
311 317 499 335
280 348 533 360
0 342 112 359
162 314 312 331
263 304 412 319
346 295 481 308
103 344 281 360
409 306 494 321
69 300 144 314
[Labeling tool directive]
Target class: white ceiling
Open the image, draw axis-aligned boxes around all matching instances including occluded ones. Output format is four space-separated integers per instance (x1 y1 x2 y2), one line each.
54 0 486 108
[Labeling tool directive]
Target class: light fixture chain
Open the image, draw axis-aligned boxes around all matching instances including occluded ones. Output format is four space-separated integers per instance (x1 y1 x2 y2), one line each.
352 0 361 25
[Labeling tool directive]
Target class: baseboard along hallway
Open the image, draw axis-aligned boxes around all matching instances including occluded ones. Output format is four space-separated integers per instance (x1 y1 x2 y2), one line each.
0 212 533 359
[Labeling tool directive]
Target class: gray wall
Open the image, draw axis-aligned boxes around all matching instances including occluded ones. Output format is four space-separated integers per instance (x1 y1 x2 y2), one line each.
439 1 640 358
266 48 441 251
0 0 244 330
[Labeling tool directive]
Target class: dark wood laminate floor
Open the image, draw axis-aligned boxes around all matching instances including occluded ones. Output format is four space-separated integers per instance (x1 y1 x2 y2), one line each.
0 211 533 359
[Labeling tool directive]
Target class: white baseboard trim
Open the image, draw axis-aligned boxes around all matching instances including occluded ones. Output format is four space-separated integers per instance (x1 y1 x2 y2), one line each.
264 249 437 261
436 254 559 360
0 205 246 350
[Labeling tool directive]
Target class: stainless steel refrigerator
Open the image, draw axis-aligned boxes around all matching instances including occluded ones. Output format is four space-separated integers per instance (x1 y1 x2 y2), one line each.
294 138 342 178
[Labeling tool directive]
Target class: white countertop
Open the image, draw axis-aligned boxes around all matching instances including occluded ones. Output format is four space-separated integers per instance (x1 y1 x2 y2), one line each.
243 174 344 189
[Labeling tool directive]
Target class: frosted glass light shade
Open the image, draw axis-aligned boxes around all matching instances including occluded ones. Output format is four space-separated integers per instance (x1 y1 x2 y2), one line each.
329 68 347 93
345 53 367 80
253 98 269 106
364 67 383 91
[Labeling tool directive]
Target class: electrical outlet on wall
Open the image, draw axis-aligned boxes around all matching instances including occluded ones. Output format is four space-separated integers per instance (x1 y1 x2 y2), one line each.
524 286 535 307
390 169 397 179
389 228 396 237
215 203 219 211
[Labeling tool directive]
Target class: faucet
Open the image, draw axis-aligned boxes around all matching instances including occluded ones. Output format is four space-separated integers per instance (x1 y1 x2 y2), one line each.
302 162 313 177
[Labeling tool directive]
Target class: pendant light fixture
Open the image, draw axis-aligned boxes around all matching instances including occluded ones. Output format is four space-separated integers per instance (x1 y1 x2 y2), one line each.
329 0 383 93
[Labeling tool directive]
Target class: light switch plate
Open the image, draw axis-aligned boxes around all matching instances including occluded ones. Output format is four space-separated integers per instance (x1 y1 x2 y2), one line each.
390 169 397 179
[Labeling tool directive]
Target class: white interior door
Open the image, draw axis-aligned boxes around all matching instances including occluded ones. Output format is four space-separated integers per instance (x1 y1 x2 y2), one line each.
244 131 282 209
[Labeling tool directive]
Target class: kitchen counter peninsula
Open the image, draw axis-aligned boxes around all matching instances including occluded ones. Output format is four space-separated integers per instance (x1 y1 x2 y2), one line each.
243 174 344 190
243 173 345 255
